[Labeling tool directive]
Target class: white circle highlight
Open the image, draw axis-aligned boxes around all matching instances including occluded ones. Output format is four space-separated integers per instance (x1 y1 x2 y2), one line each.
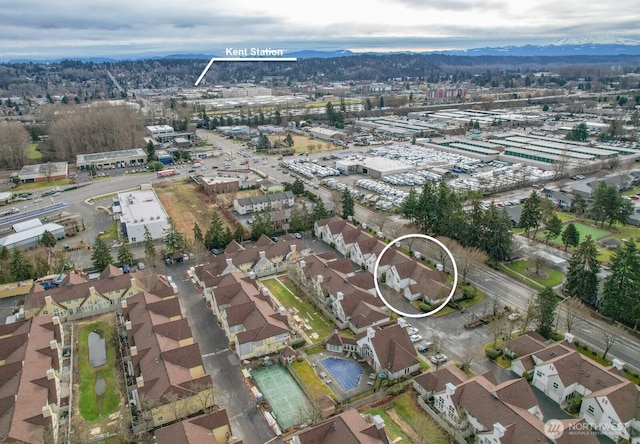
372 233 458 319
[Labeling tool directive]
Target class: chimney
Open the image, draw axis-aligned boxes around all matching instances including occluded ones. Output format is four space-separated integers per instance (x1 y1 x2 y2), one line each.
262 287 270 297
336 291 344 301
46 368 55 380
130 345 137 356
612 358 625 371
259 251 266 259
226 258 233 266
42 405 52 418
445 382 456 396
121 299 128 309
290 244 297 252
278 306 286 317
125 320 132 330
493 423 506 438
300 260 306 268
50 339 57 351
52 316 60 325
564 332 575 343
45 295 52 306
136 375 144 388
249 271 256 280
414 251 421 260
373 415 385 430
367 327 375 339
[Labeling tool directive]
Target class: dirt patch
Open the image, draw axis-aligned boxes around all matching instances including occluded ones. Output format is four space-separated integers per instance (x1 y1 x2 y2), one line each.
154 180 237 241
386 407 422 443
268 134 340 153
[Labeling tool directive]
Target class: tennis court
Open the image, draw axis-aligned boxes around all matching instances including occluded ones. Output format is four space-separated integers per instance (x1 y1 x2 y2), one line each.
322 357 363 391
251 364 311 430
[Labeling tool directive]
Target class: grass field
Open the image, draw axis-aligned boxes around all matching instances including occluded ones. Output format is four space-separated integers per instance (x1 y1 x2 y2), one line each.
390 392 450 443
261 277 333 341
12 177 73 192
538 222 610 245
25 143 43 160
363 407 410 442
267 134 340 153
290 360 334 400
77 320 121 422
503 260 564 288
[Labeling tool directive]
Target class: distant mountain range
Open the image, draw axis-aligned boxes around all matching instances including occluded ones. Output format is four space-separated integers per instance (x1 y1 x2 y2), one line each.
4 41 640 63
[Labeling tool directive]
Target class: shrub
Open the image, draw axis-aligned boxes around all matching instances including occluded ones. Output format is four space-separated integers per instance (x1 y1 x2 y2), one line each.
291 338 307 349
524 371 534 382
417 302 431 312
388 384 404 396
485 347 501 360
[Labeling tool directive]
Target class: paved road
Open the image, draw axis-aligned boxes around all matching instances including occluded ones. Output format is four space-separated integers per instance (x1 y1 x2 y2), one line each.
412 238 640 371
158 260 280 444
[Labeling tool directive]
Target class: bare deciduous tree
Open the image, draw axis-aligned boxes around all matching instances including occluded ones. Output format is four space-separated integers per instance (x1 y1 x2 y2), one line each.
602 330 620 361
488 316 509 348
520 296 539 332
367 212 390 233
0 121 29 169
329 190 342 218
458 349 479 373
453 244 486 282
563 298 586 334
431 332 444 355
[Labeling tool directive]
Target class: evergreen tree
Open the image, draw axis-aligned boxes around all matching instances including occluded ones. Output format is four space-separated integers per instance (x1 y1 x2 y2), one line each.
291 178 305 196
590 181 617 227
543 214 563 243
340 189 354 219
483 203 513 262
204 213 225 249
564 235 601 305
284 133 294 147
33 255 50 279
565 122 588 142
143 225 157 264
325 102 336 125
40 230 57 249
571 194 587 217
10 249 34 281
91 237 113 271
400 188 419 224
117 243 135 266
193 223 204 246
0 246 9 261
163 217 187 253
256 133 271 152
232 224 246 242
312 200 329 222
536 287 558 339
561 223 580 251
462 199 485 249
601 239 640 325
251 210 274 240
519 191 542 237
146 140 156 162
289 206 312 232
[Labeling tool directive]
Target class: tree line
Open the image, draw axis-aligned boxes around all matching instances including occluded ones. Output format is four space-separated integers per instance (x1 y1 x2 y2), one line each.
400 181 513 262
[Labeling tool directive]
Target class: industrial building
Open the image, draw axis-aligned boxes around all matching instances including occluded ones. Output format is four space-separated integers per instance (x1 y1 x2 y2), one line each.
335 156 414 178
308 127 347 142
113 188 170 243
17 162 68 183
0 219 65 250
76 148 147 170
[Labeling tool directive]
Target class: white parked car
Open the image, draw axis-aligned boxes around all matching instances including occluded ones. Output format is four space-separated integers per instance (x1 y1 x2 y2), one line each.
508 312 520 321
410 334 423 343
430 354 448 364
407 327 420 335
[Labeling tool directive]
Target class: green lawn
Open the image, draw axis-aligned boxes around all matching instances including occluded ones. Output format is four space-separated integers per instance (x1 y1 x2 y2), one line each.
77 321 121 421
25 143 43 160
538 222 610 244
290 360 334 400
363 407 410 443
261 277 333 341
502 260 564 289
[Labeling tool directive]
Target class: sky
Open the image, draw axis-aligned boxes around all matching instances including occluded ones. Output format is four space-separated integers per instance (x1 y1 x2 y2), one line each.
1 0 639 60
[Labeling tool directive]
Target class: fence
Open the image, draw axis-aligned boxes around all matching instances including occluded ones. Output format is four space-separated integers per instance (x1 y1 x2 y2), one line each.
417 394 471 444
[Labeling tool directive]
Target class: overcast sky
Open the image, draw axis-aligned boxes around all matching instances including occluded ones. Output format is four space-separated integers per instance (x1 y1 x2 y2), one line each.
1 0 639 60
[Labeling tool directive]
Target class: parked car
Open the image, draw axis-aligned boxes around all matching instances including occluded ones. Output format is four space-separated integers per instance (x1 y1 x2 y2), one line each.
409 334 423 343
407 327 420 335
293 232 303 239
211 248 220 255
430 354 448 364
417 342 433 353
508 312 520 321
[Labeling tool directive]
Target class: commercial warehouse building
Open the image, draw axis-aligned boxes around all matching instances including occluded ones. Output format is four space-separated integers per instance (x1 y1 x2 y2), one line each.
17 162 68 183
335 156 414 179
0 219 65 250
76 148 147 170
113 188 170 243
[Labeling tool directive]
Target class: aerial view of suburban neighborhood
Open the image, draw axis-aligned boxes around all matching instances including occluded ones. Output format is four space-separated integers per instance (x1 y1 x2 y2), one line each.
1 4 640 443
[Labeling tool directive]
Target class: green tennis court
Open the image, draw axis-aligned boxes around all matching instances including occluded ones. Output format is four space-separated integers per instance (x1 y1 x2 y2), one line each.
251 364 311 430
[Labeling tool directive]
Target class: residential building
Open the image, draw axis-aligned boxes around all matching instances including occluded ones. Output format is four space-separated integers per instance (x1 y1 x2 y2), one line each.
233 191 294 215
414 367 597 444
24 264 174 320
291 409 390 443
155 409 238 444
208 272 290 360
510 334 640 442
314 217 449 304
120 291 214 430
0 316 65 444
356 324 421 380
